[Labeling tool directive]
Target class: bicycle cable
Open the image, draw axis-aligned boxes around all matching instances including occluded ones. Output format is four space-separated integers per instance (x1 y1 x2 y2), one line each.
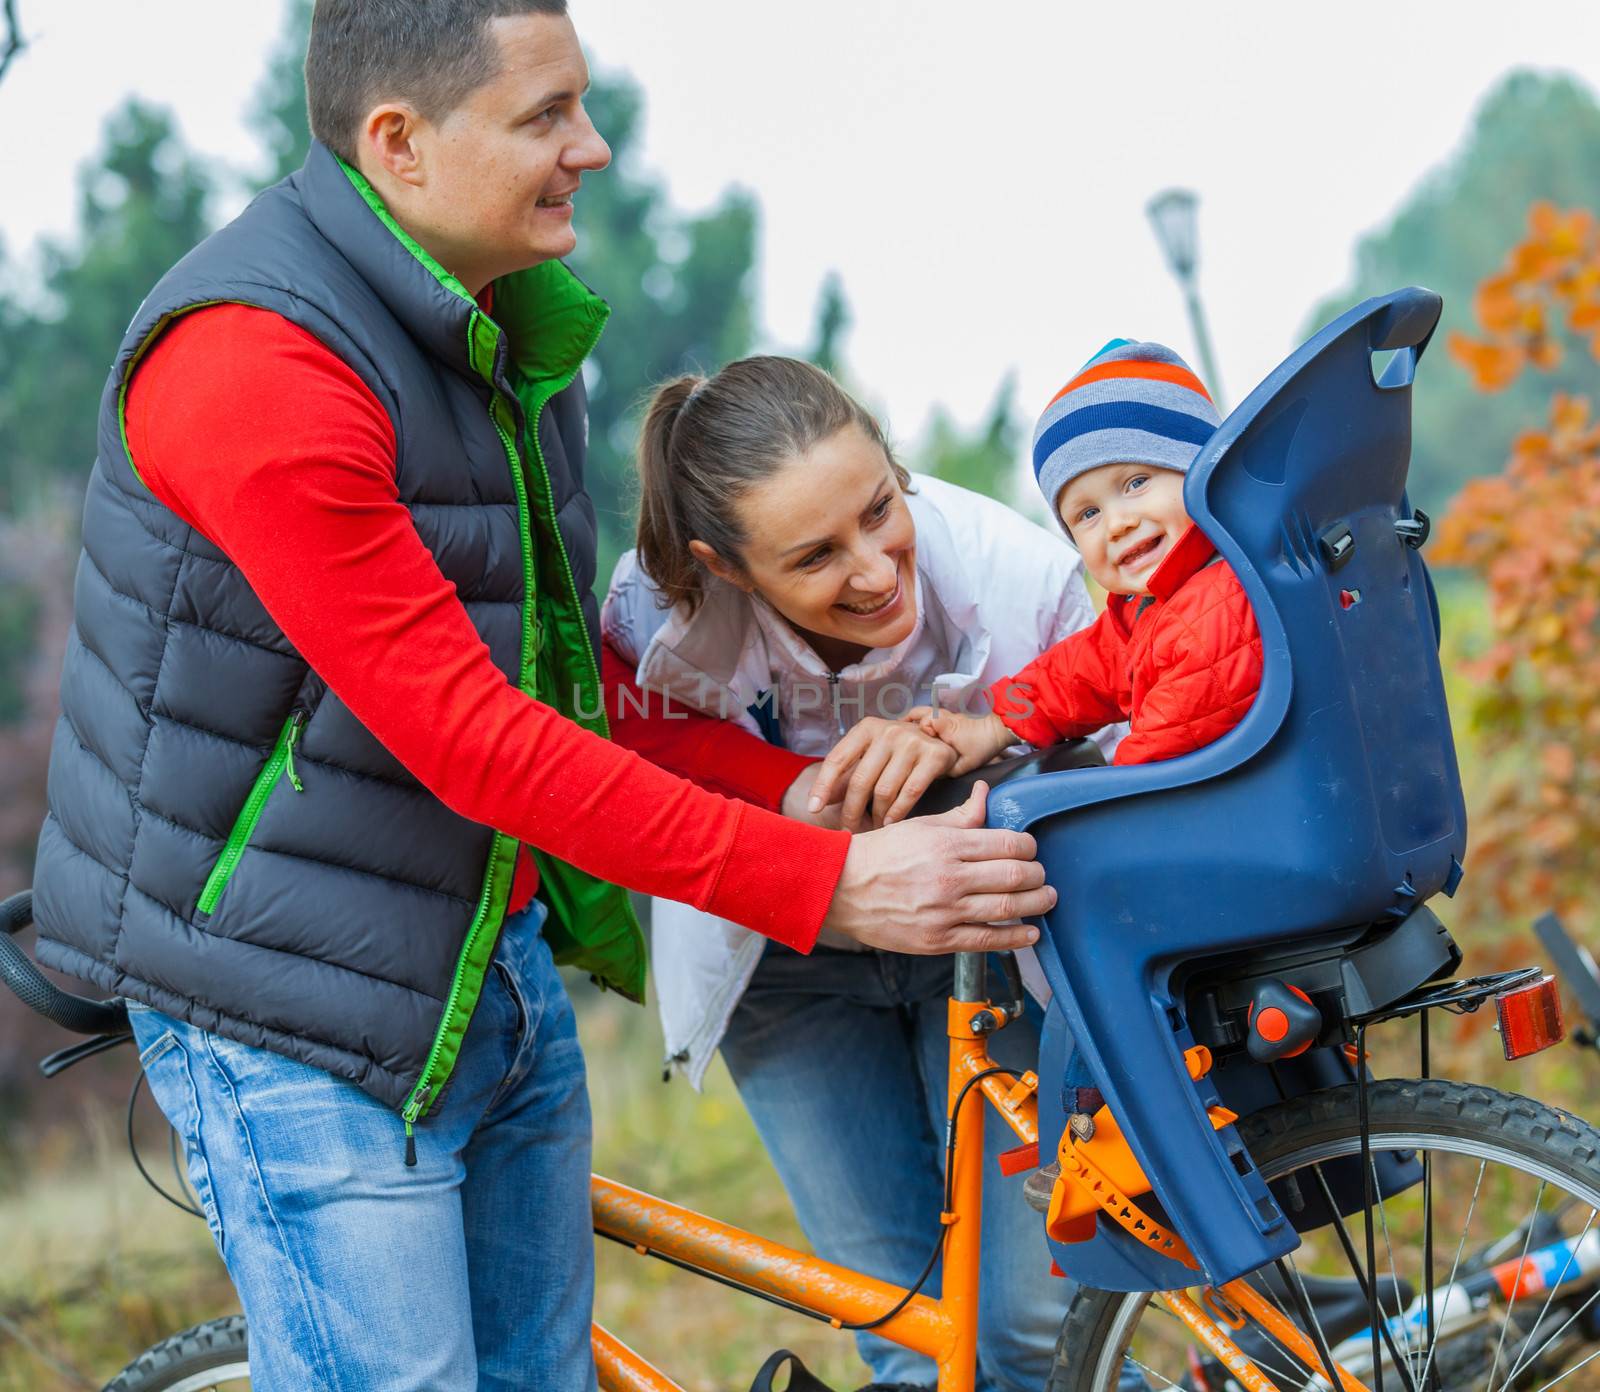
126 1069 204 1219
839 1064 1015 1332
595 1064 1019 1335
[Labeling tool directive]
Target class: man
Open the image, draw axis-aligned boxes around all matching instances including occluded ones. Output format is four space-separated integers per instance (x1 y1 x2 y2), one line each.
31 2 1054 1386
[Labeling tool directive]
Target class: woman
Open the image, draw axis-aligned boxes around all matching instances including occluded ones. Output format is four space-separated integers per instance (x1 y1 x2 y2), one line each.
602 356 1115 1392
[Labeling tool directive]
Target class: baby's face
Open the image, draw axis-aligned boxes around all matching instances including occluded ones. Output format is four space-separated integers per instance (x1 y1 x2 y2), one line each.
1057 463 1191 595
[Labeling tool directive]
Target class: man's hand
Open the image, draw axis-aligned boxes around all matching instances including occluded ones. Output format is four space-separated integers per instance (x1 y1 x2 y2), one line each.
805 716 960 830
820 781 1054 953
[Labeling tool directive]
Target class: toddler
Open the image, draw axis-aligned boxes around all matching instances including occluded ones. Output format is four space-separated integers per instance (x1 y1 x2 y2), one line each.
918 340 1263 771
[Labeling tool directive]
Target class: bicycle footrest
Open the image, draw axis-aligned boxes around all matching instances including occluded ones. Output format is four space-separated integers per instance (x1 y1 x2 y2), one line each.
1045 1046 1233 1268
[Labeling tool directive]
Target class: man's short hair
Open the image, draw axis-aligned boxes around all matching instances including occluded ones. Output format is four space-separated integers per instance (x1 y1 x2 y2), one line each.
306 0 570 164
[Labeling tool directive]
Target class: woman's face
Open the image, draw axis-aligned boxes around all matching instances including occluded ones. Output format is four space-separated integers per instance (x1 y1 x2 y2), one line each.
716 425 919 656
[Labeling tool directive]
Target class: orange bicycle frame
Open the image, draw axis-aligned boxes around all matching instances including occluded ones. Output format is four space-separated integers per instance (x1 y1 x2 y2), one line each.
586 952 1348 1392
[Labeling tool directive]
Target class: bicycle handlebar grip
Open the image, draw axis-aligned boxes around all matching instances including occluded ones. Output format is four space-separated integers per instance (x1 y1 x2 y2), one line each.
1 890 32 936
0 890 130 1036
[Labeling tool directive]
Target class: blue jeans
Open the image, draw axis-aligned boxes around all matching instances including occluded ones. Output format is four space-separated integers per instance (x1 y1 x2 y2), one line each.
127 903 595 1392
719 945 1070 1392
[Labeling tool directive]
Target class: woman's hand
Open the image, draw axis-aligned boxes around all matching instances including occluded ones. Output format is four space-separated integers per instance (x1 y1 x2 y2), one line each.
780 763 843 830
805 717 960 831
904 707 1016 776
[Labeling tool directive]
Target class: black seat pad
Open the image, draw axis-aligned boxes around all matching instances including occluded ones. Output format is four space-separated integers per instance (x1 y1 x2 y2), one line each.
910 738 1107 819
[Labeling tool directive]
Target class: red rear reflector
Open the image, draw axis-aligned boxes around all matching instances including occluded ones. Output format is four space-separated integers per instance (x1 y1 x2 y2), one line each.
1496 975 1565 1060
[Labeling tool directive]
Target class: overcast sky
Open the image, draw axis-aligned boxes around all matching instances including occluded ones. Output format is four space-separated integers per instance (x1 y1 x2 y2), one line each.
6 1 1600 457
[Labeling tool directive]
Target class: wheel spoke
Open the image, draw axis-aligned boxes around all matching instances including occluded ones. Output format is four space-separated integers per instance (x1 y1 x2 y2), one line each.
1420 1011 1438 1392
1283 1256 1354 1392
1413 1158 1489 1392
1367 1153 1420 1391
1494 1266 1600 1392
1494 1206 1598 1392
1124 1353 1195 1392
1526 1337 1600 1392
1306 1162 1418 1383
1078 1085 1600 1392
1249 1288 1321 1388
1487 1181 1547 1392
1157 1290 1311 1389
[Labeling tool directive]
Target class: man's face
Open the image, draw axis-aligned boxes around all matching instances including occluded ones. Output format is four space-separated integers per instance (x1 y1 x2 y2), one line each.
382 14 610 289
1057 463 1191 596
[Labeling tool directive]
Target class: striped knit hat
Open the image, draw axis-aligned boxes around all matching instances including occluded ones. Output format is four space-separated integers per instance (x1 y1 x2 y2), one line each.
1032 339 1220 519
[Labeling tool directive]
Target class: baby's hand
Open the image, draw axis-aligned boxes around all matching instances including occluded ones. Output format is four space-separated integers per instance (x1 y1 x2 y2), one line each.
903 707 1016 776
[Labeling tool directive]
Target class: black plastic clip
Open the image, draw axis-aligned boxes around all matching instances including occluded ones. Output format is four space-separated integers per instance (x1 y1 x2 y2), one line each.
749 1350 838 1392
1319 523 1355 572
1395 510 1431 549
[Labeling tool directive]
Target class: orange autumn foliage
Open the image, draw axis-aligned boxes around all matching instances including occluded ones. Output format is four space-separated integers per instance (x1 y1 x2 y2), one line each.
1448 203 1600 391
1436 205 1600 929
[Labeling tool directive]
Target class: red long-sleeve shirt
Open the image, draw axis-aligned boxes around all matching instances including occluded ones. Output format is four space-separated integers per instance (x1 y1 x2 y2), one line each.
601 641 812 806
123 302 841 951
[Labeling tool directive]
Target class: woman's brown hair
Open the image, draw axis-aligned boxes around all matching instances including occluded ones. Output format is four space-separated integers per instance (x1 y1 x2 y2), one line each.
635 356 910 614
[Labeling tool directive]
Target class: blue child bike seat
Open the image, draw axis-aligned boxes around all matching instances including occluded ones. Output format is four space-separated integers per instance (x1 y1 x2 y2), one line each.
994 287 1467 1289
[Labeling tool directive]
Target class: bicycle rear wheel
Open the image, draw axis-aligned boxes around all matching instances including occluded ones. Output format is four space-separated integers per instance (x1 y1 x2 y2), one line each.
102 1315 249 1392
1052 1080 1600 1392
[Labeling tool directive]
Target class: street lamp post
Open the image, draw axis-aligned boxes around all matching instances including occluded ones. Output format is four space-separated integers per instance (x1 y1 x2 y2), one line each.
1145 188 1226 414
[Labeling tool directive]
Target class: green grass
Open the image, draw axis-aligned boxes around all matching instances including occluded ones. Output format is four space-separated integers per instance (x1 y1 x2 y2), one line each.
0 1106 237 1391
584 986 871 1392
0 988 874 1392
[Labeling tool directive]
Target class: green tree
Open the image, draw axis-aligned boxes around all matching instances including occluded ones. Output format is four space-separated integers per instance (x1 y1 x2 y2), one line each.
0 100 211 511
807 271 851 378
252 0 314 186
0 583 39 724
1304 70 1600 514
567 72 759 584
917 375 1024 508
794 270 1027 510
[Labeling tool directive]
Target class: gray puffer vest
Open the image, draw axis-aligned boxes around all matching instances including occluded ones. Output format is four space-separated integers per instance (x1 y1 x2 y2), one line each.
31 143 643 1122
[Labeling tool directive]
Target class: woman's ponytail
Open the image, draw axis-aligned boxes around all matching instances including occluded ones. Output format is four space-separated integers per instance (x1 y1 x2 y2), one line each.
635 375 708 613
630 357 909 616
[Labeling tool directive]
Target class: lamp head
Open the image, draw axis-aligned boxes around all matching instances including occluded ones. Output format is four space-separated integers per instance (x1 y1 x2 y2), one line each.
1146 187 1199 281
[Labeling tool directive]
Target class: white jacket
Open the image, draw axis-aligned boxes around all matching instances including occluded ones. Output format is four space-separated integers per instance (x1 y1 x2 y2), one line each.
601 474 1112 1087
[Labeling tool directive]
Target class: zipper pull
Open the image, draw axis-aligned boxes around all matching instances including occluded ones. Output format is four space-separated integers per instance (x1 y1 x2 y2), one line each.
402 1083 433 1168
285 710 307 793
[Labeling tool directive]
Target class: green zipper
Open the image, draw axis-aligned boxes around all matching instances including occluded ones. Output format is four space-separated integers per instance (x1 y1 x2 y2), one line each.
400 324 539 1149
517 361 610 739
325 159 643 1160
197 709 306 914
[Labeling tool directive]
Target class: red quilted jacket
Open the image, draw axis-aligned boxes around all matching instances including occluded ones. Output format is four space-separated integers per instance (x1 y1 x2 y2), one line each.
987 524 1262 765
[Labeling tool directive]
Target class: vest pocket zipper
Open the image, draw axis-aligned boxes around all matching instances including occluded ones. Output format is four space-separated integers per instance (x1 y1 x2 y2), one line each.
196 709 307 915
